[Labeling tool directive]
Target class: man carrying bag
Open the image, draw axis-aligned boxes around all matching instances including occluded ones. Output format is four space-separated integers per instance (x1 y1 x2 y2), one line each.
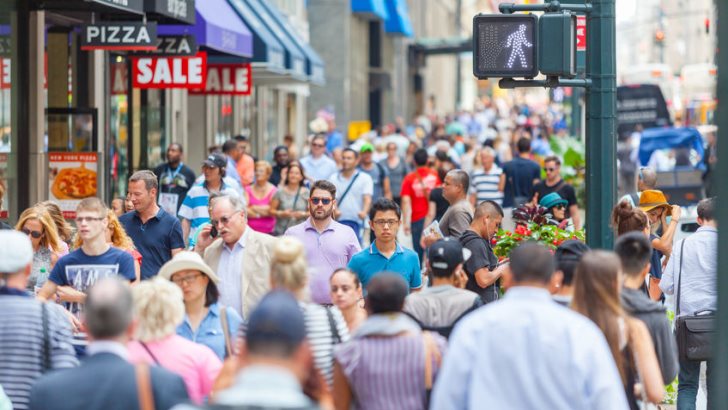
660 197 717 410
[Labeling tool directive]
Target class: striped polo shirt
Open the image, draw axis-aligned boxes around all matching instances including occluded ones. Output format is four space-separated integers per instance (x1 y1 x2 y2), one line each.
0 292 78 410
470 165 504 205
178 182 241 240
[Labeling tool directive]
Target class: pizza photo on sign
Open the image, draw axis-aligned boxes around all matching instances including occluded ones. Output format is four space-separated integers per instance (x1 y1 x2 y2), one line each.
50 164 97 199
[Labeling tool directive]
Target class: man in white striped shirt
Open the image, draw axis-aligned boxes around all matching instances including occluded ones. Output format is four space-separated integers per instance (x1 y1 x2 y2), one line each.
0 231 77 410
469 147 504 207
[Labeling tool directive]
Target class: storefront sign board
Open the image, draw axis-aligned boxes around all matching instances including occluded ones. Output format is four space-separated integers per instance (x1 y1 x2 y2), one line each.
48 152 99 219
189 63 252 95
81 22 158 51
131 51 207 89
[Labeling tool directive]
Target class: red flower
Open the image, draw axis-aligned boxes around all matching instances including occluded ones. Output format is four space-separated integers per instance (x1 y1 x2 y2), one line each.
515 225 528 236
525 229 532 236
506 231 512 236
491 238 497 245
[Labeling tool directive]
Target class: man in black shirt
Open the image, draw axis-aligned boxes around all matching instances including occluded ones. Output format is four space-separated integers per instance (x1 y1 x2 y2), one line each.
459 200 509 303
532 156 581 229
154 143 196 215
269 145 290 186
500 137 541 208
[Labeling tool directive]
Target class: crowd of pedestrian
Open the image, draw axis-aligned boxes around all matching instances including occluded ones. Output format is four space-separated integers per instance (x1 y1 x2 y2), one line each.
0 102 719 410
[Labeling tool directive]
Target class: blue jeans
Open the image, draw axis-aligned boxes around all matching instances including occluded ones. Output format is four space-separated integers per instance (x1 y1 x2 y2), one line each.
411 218 425 264
677 357 712 410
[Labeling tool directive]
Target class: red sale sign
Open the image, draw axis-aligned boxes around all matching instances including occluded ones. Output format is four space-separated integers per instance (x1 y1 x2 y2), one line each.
189 63 252 95
131 51 207 89
576 16 586 51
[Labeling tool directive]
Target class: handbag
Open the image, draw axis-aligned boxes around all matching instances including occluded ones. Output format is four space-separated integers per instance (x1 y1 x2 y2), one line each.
674 239 716 362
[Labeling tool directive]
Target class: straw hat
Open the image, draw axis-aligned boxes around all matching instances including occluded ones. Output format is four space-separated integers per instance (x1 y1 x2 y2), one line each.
638 190 672 217
158 251 220 284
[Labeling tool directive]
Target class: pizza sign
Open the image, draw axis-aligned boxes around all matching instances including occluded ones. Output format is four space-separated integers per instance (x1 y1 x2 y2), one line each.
48 152 99 218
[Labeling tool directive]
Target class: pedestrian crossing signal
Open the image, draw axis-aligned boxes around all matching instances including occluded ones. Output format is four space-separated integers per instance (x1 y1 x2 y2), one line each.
473 14 538 79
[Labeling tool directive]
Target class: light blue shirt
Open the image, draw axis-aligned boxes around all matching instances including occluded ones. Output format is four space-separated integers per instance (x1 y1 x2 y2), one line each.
431 287 629 410
660 226 717 317
176 303 243 360
226 156 241 184
299 154 338 182
328 171 373 222
216 229 249 317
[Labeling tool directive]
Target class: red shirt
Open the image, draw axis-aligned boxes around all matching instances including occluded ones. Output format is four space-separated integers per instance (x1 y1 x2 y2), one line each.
401 167 440 222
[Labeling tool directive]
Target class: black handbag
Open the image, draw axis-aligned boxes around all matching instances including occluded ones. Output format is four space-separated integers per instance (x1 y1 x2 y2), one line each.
674 239 716 362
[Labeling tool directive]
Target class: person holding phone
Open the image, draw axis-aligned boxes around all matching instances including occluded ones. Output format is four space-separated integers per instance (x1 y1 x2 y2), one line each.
459 200 508 304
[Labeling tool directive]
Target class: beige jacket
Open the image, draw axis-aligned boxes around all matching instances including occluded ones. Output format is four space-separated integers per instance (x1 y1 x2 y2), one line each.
203 228 278 318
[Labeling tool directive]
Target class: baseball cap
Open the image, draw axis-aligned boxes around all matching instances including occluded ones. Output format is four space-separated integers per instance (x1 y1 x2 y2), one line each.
246 290 306 350
428 238 472 275
555 240 590 263
0 231 33 273
360 142 374 153
203 153 227 169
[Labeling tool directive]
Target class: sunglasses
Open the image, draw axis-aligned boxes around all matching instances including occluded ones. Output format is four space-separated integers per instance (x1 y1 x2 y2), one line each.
545 168 557 172
554 204 566 210
311 143 325 148
310 197 332 205
22 229 43 239
210 212 240 227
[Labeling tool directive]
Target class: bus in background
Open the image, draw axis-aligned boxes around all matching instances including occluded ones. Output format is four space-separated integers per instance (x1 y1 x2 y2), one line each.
680 63 717 127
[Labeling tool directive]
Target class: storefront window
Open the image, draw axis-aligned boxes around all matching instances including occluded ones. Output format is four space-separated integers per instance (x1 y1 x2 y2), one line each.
0 3 16 221
141 89 166 169
213 94 235 145
109 55 129 201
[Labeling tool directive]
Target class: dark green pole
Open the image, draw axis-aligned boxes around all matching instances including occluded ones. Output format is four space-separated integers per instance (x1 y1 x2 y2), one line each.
713 0 727 406
584 0 616 249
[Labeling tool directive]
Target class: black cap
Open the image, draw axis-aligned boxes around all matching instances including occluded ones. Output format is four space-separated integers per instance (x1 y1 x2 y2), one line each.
555 240 590 263
428 238 472 275
246 290 306 348
203 153 227 169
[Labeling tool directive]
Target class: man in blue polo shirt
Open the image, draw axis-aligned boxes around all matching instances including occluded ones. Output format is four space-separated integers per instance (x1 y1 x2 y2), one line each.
348 198 421 292
120 170 185 279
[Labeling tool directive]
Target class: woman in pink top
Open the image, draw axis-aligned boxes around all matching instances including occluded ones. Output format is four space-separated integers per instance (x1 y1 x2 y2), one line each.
244 161 278 234
127 278 222 404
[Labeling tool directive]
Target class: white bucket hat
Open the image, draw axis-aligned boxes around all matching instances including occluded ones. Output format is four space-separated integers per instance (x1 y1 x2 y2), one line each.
158 251 220 284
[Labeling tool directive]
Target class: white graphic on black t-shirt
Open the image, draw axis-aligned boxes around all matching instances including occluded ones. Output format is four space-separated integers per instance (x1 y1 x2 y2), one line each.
64 264 120 319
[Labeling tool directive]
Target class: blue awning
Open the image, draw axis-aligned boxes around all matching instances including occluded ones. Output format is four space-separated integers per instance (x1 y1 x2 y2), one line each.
227 0 287 74
384 0 413 37
241 0 308 81
352 0 388 20
158 0 252 57
257 0 325 85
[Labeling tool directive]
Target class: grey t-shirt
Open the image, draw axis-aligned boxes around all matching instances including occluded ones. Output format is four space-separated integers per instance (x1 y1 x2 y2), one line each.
439 199 474 239
383 157 409 198
328 172 374 222
404 285 482 329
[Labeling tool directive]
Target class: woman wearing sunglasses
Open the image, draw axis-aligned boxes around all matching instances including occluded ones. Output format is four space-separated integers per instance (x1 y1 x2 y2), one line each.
15 206 63 291
540 192 573 231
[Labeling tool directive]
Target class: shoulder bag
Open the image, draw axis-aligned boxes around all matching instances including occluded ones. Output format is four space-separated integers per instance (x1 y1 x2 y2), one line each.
324 306 342 344
675 239 716 362
135 363 156 410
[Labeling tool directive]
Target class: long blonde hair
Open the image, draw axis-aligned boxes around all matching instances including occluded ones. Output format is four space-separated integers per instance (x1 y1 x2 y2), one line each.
270 237 308 295
38 200 74 242
15 206 62 252
73 210 135 251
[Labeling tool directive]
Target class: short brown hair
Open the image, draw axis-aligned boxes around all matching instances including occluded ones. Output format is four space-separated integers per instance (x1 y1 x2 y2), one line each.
311 180 337 198
129 170 158 192
611 201 648 236
77 197 108 216
544 156 561 166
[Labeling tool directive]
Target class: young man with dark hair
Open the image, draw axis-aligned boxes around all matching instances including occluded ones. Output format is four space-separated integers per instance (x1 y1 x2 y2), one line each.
660 197 717 408
500 137 541 209
233 135 255 187
269 145 290 186
284 180 361 304
615 232 678 388
401 148 441 260
154 143 197 214
459 200 507 303
222 139 244 185
532 156 581 230
348 198 421 292
328 148 373 243
404 238 482 338
432 242 628 409
550 240 590 306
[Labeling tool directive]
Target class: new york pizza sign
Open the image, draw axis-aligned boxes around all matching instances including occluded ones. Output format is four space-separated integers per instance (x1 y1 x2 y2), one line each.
131 51 207 89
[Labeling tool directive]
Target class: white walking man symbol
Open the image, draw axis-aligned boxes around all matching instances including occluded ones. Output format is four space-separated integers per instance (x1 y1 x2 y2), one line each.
505 24 532 68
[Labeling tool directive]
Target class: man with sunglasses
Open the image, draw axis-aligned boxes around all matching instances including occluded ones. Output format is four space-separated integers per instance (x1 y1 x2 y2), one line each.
619 166 657 207
284 180 361 305
299 134 338 183
532 156 581 230
194 194 277 319
37 198 136 355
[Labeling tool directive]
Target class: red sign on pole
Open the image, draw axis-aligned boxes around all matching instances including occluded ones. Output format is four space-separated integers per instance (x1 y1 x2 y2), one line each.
131 51 207 89
576 16 587 51
189 63 252 95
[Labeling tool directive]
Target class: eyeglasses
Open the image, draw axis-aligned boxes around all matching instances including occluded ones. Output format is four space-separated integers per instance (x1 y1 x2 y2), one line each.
75 217 104 223
310 197 332 205
311 143 325 148
210 212 240 227
171 273 202 286
22 229 43 239
545 167 557 172
372 219 399 227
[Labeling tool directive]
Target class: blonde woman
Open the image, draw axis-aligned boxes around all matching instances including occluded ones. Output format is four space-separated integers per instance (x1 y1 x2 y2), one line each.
74 210 142 282
38 200 74 256
15 206 63 291
127 277 222 404
269 236 350 387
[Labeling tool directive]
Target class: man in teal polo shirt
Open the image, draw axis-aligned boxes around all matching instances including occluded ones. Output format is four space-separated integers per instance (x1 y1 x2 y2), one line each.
348 198 422 292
